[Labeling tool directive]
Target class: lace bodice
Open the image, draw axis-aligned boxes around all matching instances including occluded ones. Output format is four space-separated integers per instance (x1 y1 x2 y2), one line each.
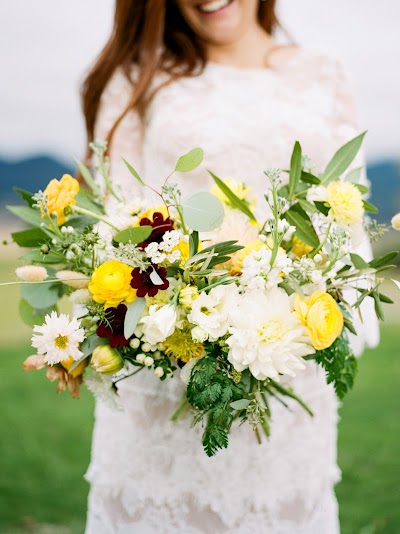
85 48 379 534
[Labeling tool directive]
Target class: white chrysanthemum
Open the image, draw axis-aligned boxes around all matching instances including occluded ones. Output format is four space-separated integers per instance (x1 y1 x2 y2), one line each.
140 304 177 345
16 265 48 282
85 373 122 410
187 283 240 341
227 287 314 380
31 311 85 365
240 247 292 291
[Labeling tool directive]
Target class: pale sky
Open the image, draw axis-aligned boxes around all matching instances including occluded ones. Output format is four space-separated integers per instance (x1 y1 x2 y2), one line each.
0 0 399 164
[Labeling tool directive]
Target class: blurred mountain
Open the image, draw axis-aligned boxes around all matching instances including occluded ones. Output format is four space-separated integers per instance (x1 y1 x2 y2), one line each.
0 153 399 223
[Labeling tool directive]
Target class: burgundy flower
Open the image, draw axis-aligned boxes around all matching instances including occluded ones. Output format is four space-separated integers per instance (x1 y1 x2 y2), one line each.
130 265 169 297
96 304 129 348
138 212 174 249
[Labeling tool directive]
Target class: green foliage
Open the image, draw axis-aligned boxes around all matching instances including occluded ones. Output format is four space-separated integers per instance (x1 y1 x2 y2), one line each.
113 226 153 245
20 282 64 309
182 191 224 232
321 132 366 183
13 187 35 207
288 141 302 197
300 171 321 185
122 157 145 186
369 251 399 269
19 298 56 327
284 203 320 248
124 298 146 339
75 188 104 215
209 171 257 222
7 205 44 227
314 333 358 399
187 352 245 456
363 199 379 214
175 147 204 173
74 159 102 197
11 227 49 248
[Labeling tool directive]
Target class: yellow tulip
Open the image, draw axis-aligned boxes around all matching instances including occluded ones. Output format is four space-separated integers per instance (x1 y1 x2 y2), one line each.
91 345 124 374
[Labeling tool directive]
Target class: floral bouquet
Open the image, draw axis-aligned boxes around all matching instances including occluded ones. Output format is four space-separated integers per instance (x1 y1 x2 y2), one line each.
4 135 399 456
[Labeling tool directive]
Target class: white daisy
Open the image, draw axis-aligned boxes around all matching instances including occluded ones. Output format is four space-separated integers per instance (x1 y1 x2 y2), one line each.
31 311 85 365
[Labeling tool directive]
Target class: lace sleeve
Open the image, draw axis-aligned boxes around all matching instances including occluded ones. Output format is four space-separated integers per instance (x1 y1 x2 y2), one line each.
331 57 380 354
94 66 144 198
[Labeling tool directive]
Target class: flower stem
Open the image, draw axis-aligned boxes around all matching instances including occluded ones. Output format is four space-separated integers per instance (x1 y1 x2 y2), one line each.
269 379 314 417
170 393 190 422
113 366 144 385
71 206 120 231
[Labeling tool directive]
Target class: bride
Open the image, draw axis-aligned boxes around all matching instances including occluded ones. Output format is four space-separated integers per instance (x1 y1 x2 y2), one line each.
82 1 379 532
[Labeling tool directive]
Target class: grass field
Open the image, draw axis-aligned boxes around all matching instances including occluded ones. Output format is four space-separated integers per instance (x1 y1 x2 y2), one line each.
0 326 399 534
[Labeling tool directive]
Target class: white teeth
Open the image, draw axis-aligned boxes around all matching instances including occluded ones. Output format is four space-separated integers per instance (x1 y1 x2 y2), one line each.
199 0 230 14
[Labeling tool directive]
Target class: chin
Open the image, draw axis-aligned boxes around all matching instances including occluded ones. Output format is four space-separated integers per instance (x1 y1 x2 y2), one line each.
177 0 258 46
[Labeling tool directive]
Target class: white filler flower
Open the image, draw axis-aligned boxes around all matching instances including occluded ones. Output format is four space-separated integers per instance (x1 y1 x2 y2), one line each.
188 283 240 341
227 287 314 380
31 311 85 365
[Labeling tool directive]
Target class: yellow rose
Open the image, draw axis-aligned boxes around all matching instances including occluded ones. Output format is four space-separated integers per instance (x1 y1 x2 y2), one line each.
42 174 79 225
326 181 364 226
89 260 136 309
291 236 313 258
293 290 344 350
61 356 88 378
211 178 256 211
91 345 124 374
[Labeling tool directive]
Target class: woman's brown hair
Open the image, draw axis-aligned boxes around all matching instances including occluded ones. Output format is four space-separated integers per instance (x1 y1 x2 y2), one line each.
81 0 280 157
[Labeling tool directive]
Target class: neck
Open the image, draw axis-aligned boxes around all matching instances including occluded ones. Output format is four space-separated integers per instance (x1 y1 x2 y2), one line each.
204 25 275 69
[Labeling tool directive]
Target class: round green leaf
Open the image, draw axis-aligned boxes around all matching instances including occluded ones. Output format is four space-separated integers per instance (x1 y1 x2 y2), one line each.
20 282 62 309
182 192 224 232
114 226 153 244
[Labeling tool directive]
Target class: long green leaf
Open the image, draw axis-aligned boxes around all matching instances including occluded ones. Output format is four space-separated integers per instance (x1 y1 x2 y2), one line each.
289 141 302 197
12 227 49 247
74 159 101 196
300 171 320 185
7 205 44 227
13 187 35 207
124 298 146 339
209 171 257 222
321 132 366 183
122 158 145 186
284 205 320 248
369 251 399 269
363 200 378 214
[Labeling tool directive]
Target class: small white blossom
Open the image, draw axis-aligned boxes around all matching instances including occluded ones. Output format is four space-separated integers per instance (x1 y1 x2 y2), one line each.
136 353 146 363
129 338 140 349
141 342 151 352
154 367 164 378
144 356 154 367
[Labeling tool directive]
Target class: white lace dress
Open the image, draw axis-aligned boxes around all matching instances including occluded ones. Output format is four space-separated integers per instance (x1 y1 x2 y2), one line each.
85 48 379 534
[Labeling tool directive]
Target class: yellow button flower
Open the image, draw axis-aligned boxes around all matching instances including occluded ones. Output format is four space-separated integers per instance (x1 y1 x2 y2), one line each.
293 290 344 350
42 174 80 226
89 260 136 309
326 181 364 226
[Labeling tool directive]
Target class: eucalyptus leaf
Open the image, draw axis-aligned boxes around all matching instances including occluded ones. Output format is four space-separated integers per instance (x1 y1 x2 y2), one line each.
175 147 204 173
230 399 251 411
182 191 224 232
21 282 63 309
124 298 146 339
289 141 302 197
80 335 103 358
122 158 145 186
19 298 56 327
19 250 64 264
321 132 366 183
209 171 257 222
114 226 153 244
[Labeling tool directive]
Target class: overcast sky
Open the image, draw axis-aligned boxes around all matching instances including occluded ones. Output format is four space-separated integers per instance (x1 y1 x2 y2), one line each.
0 0 399 164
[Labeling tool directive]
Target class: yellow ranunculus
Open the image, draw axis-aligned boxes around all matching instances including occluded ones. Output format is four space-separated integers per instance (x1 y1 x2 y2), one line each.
291 236 313 258
61 356 88 378
42 174 79 226
89 260 136 309
292 290 344 350
326 181 364 226
211 178 256 211
91 345 124 374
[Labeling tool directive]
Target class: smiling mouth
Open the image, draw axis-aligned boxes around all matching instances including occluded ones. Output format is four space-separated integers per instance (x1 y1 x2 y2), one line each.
197 0 234 15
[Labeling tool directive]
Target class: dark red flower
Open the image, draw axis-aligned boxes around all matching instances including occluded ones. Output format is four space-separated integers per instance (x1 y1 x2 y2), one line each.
96 304 129 348
138 211 174 249
130 265 169 297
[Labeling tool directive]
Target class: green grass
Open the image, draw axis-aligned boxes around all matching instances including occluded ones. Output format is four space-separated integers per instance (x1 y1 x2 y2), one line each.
0 327 399 533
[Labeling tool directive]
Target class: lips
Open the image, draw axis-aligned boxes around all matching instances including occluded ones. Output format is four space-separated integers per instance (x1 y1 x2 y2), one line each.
197 0 233 15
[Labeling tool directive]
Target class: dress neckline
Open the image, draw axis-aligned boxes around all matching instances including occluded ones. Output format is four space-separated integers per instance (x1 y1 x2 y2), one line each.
204 47 307 76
